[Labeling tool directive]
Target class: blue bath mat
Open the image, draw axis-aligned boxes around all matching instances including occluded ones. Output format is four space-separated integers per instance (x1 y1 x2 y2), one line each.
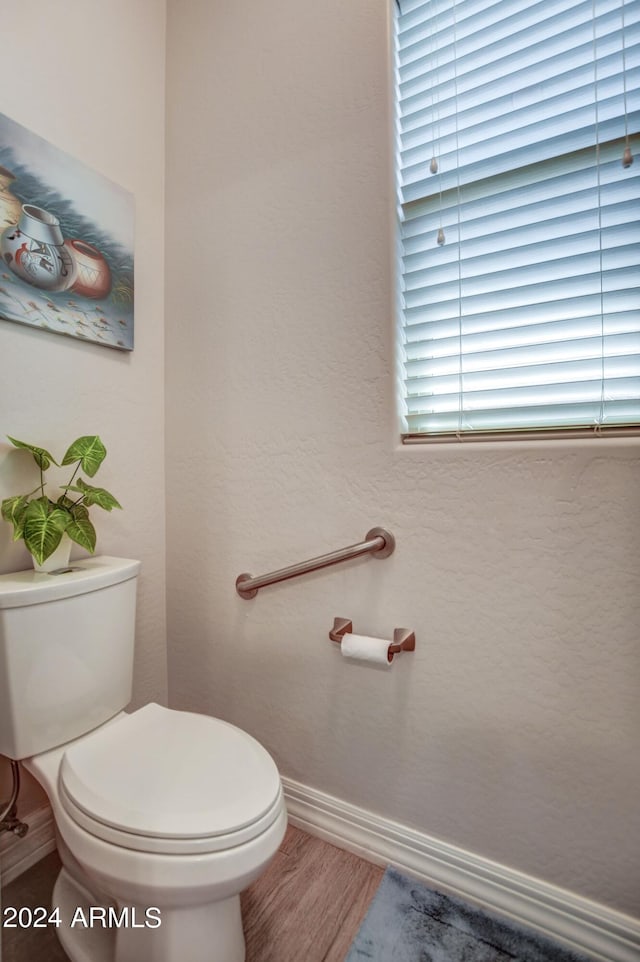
345 867 591 962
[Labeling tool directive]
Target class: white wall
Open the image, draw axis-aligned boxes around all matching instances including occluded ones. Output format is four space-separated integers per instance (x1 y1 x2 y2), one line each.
164 0 640 919
0 0 168 831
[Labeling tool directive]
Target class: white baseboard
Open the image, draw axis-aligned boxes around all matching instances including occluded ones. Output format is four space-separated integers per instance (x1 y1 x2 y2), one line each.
0 804 56 888
2 786 638 962
282 776 640 962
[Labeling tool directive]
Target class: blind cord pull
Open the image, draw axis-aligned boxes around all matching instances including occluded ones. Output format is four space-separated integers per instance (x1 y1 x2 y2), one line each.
621 0 633 167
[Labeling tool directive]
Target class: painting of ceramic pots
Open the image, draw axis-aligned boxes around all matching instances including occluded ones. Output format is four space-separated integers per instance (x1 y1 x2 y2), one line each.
0 111 134 351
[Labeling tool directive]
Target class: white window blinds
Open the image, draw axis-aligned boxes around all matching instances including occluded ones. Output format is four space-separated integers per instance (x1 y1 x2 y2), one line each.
395 0 640 440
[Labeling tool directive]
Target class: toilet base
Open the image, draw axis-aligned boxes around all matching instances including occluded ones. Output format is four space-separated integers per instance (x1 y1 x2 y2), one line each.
53 865 246 962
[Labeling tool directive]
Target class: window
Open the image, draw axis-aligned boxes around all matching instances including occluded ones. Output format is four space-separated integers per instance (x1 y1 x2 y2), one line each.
395 0 640 441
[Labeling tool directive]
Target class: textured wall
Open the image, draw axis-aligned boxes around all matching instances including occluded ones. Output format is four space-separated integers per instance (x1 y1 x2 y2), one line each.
165 0 640 918
0 0 168 833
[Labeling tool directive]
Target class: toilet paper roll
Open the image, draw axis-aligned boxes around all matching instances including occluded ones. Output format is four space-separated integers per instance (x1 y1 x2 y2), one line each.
341 633 392 667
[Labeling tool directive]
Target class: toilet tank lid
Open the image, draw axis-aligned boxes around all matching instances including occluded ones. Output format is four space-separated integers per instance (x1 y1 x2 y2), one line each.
0 556 140 608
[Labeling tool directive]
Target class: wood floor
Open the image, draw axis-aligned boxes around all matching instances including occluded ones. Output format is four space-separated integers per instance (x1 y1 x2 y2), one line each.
242 825 383 961
1 825 384 962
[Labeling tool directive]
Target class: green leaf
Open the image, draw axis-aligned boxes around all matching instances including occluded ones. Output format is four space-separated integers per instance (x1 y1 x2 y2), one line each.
7 436 57 471
2 494 27 524
1 495 29 540
22 498 69 564
55 496 90 522
66 516 96 553
65 478 122 511
60 436 106 477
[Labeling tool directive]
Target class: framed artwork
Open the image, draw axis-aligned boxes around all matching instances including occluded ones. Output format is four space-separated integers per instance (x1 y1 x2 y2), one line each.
0 111 134 351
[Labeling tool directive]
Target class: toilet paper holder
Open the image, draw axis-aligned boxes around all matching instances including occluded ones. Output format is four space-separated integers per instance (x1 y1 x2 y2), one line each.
329 617 416 662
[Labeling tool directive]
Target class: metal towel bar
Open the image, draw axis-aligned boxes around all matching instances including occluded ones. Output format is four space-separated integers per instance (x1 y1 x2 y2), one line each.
235 527 395 599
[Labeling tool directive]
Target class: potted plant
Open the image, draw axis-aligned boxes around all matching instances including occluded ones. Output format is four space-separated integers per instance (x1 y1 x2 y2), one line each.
1 435 121 570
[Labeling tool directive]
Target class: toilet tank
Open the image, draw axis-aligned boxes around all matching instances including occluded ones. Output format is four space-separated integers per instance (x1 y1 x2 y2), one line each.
0 556 140 760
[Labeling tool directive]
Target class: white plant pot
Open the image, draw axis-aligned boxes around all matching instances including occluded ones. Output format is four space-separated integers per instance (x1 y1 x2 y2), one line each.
32 535 72 573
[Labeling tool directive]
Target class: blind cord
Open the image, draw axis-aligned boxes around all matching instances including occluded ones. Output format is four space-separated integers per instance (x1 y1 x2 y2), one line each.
592 0 606 426
621 0 634 167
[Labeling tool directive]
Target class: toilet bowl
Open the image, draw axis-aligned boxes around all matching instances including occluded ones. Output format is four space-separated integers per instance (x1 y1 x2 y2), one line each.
0 558 287 962
25 704 287 962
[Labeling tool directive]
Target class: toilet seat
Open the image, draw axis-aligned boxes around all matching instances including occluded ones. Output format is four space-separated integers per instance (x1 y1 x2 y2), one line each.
59 703 284 855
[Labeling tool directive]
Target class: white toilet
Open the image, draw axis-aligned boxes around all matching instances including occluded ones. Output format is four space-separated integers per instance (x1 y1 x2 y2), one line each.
0 556 287 962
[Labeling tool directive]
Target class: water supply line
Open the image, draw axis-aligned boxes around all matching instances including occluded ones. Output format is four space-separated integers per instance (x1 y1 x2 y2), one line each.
0 760 29 838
